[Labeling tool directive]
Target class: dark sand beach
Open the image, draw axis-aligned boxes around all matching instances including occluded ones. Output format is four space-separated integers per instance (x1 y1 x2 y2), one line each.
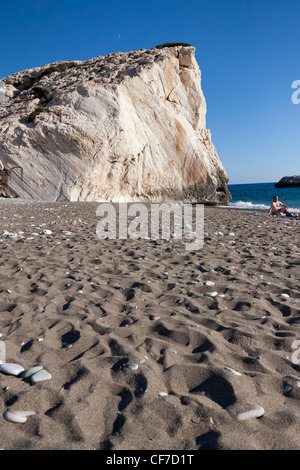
0 200 300 450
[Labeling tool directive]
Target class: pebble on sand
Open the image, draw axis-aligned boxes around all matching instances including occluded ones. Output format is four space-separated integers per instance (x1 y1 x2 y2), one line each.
127 364 139 370
30 369 52 383
204 292 218 297
3 410 35 424
224 366 242 376
21 366 44 379
204 281 215 286
236 404 265 421
0 363 24 376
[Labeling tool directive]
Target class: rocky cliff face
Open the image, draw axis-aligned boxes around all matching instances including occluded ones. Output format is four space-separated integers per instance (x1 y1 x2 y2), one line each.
0 46 230 204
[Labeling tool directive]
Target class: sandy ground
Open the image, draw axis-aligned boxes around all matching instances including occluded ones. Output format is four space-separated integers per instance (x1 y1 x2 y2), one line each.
0 200 299 450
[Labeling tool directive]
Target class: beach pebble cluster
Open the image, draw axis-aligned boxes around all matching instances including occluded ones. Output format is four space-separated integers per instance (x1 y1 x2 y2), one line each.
0 362 51 383
0 360 52 424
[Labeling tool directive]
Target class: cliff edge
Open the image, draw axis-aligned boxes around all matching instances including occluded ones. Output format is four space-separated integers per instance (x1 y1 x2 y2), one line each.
0 46 231 203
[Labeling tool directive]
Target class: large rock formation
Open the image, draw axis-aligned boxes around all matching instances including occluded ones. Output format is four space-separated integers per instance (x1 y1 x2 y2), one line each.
275 175 300 188
0 46 231 204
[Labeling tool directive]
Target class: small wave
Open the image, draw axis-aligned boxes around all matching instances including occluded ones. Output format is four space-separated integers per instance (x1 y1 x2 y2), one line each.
229 201 269 210
228 201 300 212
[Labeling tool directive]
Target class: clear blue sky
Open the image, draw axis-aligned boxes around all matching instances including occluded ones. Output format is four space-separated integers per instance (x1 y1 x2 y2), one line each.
0 0 299 184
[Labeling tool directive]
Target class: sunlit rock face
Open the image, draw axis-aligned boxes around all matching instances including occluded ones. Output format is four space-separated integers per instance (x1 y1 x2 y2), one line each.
0 46 230 204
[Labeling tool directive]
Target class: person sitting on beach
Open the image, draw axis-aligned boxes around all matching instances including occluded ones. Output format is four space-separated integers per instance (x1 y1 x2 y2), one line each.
267 197 299 218
267 196 288 216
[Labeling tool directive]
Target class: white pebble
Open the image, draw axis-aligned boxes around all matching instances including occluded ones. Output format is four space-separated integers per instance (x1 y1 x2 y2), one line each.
224 366 242 376
0 363 24 376
158 392 168 397
204 281 215 286
30 369 52 383
280 293 290 298
40 230 52 235
127 363 139 370
3 410 35 424
21 366 44 379
236 404 264 421
204 292 218 297
0 340 6 364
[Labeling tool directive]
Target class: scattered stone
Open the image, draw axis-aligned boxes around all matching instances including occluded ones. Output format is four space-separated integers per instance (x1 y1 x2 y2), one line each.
158 392 168 397
150 315 161 321
224 366 242 376
0 341 5 364
236 404 264 421
3 410 35 424
21 366 44 379
204 281 215 286
0 363 24 376
204 292 218 297
30 369 52 383
127 363 139 371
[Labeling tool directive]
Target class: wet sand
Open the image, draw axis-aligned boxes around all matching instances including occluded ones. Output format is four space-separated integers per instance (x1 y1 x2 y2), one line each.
0 200 300 450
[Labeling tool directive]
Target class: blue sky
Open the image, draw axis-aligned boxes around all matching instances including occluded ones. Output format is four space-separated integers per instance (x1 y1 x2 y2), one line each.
0 0 299 184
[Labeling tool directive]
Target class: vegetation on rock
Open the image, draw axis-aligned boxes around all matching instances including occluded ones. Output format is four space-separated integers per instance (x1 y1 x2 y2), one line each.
155 42 192 49
32 86 51 99
28 106 46 122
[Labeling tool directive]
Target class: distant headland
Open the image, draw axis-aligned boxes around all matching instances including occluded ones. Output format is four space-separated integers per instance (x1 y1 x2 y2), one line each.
275 176 300 188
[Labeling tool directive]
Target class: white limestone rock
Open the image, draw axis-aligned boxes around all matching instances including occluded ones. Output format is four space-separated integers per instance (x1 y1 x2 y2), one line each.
0 46 230 204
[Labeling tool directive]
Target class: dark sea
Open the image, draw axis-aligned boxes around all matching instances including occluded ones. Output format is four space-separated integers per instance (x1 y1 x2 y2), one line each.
227 182 300 212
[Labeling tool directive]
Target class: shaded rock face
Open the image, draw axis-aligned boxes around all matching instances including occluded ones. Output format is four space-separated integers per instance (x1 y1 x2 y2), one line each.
275 176 300 188
0 46 231 204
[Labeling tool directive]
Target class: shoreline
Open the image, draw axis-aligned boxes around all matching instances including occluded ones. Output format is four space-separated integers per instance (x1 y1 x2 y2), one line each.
0 202 299 450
